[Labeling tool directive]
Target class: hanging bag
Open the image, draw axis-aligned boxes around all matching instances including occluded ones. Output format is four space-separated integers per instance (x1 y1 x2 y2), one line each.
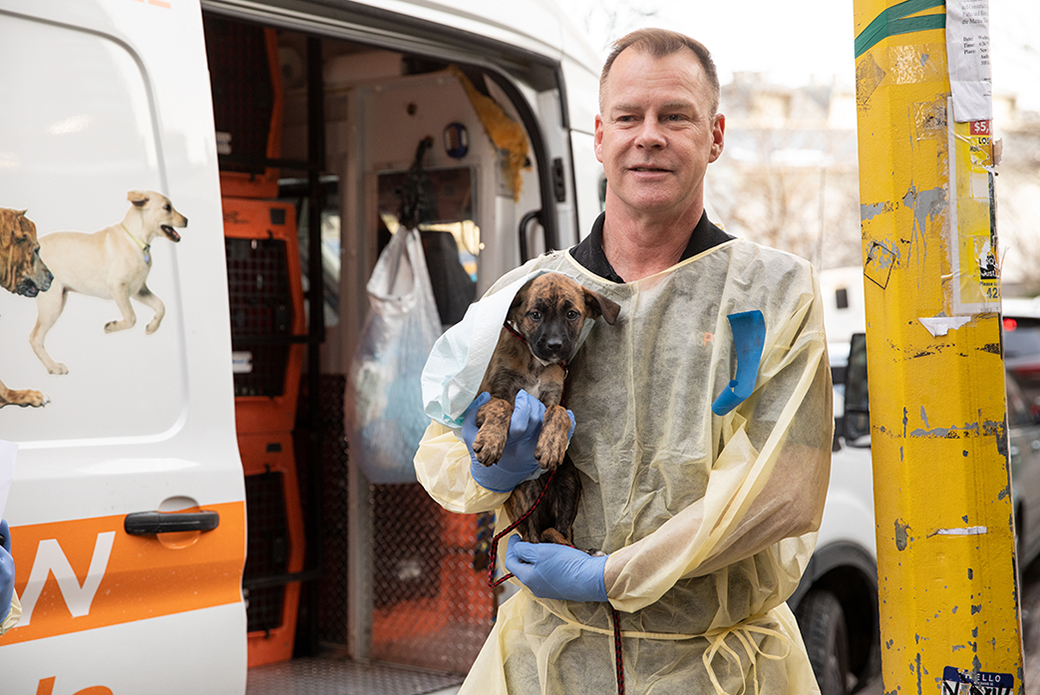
347 226 442 483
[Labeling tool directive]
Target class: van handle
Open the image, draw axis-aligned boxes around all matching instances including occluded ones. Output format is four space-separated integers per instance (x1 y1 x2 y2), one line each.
124 511 220 536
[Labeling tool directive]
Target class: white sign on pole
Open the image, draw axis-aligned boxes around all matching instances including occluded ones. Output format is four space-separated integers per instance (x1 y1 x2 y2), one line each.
947 0 992 122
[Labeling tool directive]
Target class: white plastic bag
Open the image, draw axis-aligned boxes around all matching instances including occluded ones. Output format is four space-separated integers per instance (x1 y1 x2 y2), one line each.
348 227 442 484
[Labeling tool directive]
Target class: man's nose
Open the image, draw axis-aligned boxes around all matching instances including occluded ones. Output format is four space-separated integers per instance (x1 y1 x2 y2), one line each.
635 119 666 149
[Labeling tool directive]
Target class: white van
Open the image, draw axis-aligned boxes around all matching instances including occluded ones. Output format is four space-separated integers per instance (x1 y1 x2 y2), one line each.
0 1 602 692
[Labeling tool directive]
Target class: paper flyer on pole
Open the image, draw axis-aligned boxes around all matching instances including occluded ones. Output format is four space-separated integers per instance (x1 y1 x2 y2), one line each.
946 0 992 122
0 440 16 521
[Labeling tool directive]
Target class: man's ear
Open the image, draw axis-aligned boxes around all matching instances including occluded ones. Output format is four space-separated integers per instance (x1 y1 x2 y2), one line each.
594 114 605 164
709 113 726 164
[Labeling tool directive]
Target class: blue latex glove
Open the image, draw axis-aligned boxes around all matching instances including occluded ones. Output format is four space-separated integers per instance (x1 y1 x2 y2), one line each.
0 520 13 624
505 536 608 602
462 390 574 493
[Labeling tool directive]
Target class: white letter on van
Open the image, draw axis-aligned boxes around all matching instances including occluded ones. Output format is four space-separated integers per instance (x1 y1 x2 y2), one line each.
17 532 116 627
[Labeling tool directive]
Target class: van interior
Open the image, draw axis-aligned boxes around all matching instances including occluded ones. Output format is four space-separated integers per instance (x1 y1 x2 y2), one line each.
202 9 556 676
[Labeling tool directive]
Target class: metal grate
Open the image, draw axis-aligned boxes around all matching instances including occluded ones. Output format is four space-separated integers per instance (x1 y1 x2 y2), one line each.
205 16 274 174
308 375 352 647
246 656 463 695
369 485 493 673
226 236 294 398
244 470 290 633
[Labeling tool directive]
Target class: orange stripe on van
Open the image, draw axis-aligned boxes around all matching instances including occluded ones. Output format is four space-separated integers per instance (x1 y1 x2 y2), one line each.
0 501 245 645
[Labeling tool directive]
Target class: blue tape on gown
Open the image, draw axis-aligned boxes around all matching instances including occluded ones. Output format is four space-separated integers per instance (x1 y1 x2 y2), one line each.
711 310 766 416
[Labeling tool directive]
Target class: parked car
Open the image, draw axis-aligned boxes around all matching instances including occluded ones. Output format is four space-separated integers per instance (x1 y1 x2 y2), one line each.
790 332 878 695
1002 297 1040 408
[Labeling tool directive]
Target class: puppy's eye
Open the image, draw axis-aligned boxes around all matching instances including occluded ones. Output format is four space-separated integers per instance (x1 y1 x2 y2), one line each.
163 204 171 211
527 310 542 322
566 310 580 321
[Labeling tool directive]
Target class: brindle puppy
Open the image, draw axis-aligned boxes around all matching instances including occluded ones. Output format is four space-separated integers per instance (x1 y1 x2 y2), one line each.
474 273 620 544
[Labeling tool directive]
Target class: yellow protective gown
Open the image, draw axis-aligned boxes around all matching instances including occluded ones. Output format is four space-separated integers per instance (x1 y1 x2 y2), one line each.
415 238 832 694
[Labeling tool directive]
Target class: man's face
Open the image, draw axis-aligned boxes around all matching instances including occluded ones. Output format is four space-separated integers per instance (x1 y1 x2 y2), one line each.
595 48 725 222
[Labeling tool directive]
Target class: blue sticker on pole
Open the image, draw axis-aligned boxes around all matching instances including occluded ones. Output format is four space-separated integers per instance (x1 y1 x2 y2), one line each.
942 666 1013 694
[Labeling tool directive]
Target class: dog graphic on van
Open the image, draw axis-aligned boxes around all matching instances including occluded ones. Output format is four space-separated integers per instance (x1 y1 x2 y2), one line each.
30 190 187 375
0 208 52 407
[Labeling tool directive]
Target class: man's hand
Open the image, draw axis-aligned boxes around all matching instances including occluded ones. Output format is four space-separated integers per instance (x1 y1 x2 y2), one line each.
505 536 608 602
0 520 14 624
462 390 573 493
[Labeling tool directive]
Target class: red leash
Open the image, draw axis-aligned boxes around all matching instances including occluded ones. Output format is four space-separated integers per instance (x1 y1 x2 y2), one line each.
485 467 558 589
484 466 625 695
485 321 623 693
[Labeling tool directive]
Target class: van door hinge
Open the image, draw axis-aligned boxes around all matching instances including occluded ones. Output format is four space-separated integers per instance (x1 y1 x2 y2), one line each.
551 158 566 203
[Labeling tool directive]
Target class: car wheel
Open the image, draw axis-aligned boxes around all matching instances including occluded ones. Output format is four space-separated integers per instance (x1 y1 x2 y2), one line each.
796 588 851 695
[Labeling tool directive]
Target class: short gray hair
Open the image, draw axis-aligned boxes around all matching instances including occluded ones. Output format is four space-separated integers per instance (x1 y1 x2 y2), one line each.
599 28 720 115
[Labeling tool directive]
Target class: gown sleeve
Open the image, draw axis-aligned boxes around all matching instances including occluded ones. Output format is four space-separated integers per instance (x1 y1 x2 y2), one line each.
603 270 832 613
414 421 511 514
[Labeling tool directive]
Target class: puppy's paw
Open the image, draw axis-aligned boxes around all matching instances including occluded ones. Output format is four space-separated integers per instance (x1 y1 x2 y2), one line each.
23 389 50 407
145 318 162 335
5 389 50 407
534 429 568 469
48 363 68 376
472 429 506 466
104 319 133 334
539 528 572 545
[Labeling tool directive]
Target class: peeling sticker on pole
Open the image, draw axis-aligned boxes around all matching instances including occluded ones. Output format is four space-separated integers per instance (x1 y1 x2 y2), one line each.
941 666 1013 694
928 526 988 537
946 98 999 314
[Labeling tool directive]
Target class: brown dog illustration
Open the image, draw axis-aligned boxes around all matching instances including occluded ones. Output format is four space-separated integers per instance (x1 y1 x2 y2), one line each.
0 208 52 407
474 272 620 544
30 190 186 375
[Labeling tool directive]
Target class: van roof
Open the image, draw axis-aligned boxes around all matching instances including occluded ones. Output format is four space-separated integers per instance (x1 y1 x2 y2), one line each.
345 0 602 74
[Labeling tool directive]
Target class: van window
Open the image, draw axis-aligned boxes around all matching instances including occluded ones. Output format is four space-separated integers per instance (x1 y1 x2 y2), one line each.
0 18 185 443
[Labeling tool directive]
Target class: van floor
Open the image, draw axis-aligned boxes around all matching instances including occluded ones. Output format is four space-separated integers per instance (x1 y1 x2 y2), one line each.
247 655 463 695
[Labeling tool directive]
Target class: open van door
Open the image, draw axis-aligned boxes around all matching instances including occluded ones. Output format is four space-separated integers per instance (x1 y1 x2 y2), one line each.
0 2 247 693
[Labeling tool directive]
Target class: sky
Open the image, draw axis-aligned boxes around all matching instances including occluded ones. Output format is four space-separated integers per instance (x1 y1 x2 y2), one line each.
562 0 1040 111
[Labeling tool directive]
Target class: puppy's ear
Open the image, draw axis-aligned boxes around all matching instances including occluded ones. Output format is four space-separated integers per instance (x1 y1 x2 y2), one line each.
583 288 621 325
506 283 529 323
127 190 149 207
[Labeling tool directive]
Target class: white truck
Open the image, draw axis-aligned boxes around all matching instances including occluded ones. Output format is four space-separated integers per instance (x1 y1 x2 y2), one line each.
0 1 603 692
0 4 871 692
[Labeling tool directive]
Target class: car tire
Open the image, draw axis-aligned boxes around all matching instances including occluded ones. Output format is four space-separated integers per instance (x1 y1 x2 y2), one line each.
796 588 851 695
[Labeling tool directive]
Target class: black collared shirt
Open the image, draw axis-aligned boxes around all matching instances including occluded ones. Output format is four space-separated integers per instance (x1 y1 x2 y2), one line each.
569 211 734 283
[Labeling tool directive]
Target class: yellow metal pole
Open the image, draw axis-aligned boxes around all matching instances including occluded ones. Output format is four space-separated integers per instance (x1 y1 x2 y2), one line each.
852 0 1024 692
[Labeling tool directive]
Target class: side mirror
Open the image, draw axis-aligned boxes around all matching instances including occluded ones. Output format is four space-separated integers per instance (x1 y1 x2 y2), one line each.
843 332 870 444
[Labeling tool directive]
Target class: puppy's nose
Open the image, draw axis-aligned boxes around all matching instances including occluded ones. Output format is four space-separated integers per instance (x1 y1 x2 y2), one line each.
544 339 563 354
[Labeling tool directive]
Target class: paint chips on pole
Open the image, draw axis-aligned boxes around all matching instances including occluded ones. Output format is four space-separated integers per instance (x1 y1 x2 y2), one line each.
946 0 992 122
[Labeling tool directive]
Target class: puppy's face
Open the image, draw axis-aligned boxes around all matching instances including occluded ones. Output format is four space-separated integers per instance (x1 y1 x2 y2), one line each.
0 208 53 297
127 190 188 243
508 274 620 364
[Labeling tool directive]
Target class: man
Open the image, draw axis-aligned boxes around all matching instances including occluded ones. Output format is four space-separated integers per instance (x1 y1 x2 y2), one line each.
416 28 831 694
